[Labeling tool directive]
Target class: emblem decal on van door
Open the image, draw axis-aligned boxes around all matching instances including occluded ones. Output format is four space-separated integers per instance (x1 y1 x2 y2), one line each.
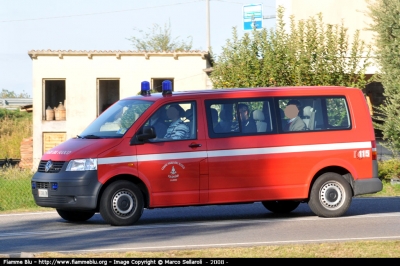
169 166 178 177
161 161 185 181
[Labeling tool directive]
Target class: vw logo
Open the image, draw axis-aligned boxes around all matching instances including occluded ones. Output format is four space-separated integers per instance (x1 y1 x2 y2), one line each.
45 160 53 172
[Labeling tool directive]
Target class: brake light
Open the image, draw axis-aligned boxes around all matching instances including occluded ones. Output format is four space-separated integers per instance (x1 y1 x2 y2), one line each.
371 140 377 160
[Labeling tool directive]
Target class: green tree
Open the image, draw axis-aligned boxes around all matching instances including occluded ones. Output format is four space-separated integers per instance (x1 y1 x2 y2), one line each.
367 0 400 155
0 89 30 98
128 20 193 52
210 6 370 90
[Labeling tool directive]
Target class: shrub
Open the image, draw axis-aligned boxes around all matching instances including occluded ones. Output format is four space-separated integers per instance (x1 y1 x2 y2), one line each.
378 159 400 180
210 6 370 90
0 110 32 158
368 0 400 154
0 108 30 120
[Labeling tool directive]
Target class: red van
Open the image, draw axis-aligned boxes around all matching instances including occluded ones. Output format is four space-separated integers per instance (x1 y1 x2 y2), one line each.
31 83 382 226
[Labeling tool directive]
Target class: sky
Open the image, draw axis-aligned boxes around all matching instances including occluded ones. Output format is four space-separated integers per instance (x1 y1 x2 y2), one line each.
0 0 276 97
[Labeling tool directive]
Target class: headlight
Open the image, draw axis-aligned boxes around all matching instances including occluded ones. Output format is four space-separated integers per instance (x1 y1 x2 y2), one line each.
66 159 97 171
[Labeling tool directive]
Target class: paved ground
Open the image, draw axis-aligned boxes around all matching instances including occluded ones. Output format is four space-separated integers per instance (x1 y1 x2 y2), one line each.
1 198 400 256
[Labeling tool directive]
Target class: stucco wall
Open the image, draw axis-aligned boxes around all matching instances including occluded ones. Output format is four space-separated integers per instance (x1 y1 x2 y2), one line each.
31 51 210 169
277 0 374 43
276 0 377 73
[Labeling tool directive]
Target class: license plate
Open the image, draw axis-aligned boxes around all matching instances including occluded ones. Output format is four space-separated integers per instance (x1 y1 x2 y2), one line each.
38 189 48 198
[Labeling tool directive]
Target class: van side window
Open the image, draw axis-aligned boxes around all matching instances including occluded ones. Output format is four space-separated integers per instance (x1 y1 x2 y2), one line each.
277 96 351 132
144 101 196 142
326 98 351 128
206 99 274 138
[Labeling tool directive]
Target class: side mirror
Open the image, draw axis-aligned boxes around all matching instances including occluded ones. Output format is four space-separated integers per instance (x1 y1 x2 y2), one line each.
131 126 156 145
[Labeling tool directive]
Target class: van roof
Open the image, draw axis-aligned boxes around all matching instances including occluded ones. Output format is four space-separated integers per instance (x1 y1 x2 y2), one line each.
127 86 360 101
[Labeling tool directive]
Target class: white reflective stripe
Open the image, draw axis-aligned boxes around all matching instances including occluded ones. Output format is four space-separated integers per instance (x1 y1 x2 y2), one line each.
208 141 372 158
137 151 208 162
98 156 137 165
97 141 371 165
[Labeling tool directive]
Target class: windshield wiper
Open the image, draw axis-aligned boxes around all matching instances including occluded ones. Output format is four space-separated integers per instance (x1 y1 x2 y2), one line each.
82 135 102 139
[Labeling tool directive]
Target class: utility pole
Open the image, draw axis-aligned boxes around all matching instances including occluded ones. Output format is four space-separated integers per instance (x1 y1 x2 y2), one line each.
206 0 210 52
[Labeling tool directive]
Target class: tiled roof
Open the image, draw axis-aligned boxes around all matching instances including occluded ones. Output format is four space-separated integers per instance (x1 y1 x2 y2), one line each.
28 49 209 60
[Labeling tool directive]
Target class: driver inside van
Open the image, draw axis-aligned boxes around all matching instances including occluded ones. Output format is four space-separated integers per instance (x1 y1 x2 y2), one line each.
164 104 190 139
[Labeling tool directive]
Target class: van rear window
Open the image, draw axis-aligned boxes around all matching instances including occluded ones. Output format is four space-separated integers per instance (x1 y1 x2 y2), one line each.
206 96 351 138
278 96 351 132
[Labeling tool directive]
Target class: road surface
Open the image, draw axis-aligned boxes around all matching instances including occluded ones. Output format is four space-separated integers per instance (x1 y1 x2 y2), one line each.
0 197 400 256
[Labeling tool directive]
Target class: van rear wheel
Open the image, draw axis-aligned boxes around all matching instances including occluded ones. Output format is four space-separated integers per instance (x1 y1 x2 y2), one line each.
308 172 352 217
56 209 95 222
262 200 300 213
100 181 144 226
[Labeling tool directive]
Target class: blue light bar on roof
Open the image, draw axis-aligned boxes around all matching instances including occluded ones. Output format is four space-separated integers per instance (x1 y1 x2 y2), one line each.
141 81 151 96
162 80 172 96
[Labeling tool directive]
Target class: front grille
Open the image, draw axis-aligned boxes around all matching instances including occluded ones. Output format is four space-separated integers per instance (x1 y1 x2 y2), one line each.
38 160 65 173
36 182 49 189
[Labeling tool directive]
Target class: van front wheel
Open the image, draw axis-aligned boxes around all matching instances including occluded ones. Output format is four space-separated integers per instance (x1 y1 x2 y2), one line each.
262 200 300 213
308 172 352 217
100 181 144 226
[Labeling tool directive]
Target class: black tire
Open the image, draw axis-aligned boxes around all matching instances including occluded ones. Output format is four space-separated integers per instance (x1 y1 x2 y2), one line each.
56 209 95 222
262 200 300 213
100 181 144 226
308 172 352 217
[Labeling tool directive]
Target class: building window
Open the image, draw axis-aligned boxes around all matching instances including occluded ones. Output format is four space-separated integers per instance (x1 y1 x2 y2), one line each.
151 78 174 92
43 80 66 121
98 79 120 115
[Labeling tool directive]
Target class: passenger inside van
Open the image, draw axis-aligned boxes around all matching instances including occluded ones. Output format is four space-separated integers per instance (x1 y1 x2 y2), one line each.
238 104 257 133
164 104 190 139
283 100 306 131
215 108 233 133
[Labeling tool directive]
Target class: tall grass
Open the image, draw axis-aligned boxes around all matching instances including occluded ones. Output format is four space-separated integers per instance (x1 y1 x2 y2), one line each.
0 168 39 211
0 109 32 158
0 110 36 211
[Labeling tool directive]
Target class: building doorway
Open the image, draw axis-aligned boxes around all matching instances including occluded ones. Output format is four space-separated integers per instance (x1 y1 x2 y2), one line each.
97 79 120 115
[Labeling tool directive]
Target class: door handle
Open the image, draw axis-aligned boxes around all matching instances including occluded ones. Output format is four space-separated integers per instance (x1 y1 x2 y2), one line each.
189 143 202 148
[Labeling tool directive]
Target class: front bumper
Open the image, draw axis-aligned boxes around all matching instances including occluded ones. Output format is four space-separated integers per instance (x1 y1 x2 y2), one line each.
31 170 102 210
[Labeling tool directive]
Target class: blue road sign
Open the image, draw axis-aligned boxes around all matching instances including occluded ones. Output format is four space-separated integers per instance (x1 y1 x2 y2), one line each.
243 4 263 30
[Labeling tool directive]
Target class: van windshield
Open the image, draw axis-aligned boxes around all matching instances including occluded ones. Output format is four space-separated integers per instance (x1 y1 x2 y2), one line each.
79 99 153 139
